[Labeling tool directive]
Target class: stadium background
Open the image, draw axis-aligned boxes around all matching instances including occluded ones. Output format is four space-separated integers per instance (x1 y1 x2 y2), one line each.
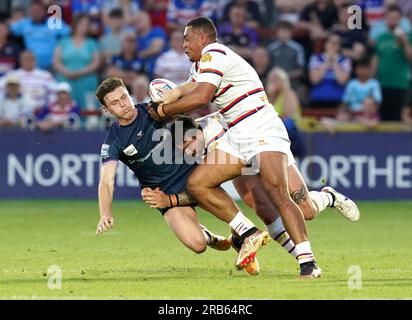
0 0 411 301
0 0 410 200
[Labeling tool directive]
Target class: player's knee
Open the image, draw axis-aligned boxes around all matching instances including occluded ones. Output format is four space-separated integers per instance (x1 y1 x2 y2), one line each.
187 176 201 195
190 239 207 254
303 203 318 221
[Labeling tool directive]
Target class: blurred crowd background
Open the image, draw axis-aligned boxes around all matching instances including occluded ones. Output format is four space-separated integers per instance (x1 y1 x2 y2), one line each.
1 0 412 139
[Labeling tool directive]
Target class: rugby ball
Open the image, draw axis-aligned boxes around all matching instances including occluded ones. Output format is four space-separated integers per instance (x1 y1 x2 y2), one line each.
149 78 177 102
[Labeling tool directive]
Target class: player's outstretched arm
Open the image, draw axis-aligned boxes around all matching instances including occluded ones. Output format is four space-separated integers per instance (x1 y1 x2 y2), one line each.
148 83 216 121
97 161 117 235
141 188 196 209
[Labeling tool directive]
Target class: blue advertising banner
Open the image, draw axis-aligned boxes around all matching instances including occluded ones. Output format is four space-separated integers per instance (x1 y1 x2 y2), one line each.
0 130 411 200
298 132 412 200
0 131 141 200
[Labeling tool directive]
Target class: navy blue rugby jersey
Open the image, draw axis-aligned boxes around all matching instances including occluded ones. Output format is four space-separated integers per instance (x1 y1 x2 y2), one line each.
100 104 196 194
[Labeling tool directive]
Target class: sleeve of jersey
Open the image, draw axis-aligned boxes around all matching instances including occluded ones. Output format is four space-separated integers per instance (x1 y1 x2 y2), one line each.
196 51 225 88
100 135 120 166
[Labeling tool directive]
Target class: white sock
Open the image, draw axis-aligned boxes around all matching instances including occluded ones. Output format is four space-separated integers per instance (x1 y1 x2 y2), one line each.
295 241 315 264
229 211 255 237
309 191 333 215
200 225 212 244
266 217 297 258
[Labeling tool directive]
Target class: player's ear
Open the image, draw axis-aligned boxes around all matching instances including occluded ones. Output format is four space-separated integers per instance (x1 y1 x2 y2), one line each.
101 104 111 115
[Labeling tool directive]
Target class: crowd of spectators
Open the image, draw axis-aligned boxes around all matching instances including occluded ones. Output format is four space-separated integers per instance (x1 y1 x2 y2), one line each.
1 0 412 132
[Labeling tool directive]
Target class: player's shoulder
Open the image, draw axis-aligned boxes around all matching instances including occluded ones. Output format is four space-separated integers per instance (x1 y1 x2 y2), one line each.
201 43 229 59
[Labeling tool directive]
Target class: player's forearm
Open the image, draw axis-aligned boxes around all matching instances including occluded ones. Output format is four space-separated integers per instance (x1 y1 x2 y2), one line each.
180 82 198 96
167 191 197 207
162 89 209 116
177 192 197 206
98 180 114 216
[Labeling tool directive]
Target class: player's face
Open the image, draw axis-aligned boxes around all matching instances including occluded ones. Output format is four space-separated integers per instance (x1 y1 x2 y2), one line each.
103 86 135 120
183 27 204 62
178 130 205 158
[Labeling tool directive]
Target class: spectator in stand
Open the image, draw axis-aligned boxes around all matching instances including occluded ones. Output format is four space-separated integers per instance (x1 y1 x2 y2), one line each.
368 2 411 46
401 89 412 126
296 0 338 56
72 1 107 38
106 32 145 88
275 0 310 25
8 6 26 25
341 59 382 113
251 46 271 84
72 0 103 15
372 4 412 121
0 74 33 128
145 0 169 29
265 67 305 158
166 0 216 32
53 14 101 110
1 50 56 112
309 33 352 108
322 96 380 131
154 30 192 85
357 0 385 27
268 20 305 91
258 0 279 28
131 73 151 104
134 11 167 78
0 20 22 77
355 97 380 129
99 8 126 61
217 4 258 62
222 0 263 29
397 0 412 20
101 0 142 26
215 0 232 22
36 82 81 132
332 2 368 63
10 0 71 70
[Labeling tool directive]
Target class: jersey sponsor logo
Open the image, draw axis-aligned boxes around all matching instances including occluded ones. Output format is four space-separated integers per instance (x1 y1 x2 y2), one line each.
257 139 268 146
123 144 138 156
208 141 219 151
101 144 110 158
201 53 212 63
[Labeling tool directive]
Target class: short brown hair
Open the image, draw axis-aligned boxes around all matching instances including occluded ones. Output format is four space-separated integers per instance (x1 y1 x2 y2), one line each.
95 77 126 106
186 16 217 40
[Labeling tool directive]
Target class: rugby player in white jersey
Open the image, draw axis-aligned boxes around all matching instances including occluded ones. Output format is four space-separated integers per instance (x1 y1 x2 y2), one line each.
142 114 360 276
146 17 326 277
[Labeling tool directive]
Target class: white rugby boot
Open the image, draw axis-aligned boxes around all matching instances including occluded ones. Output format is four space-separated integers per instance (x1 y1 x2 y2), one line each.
322 186 360 222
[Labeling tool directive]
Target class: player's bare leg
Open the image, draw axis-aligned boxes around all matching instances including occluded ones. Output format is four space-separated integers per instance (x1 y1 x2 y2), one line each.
287 164 360 222
187 149 245 223
163 206 229 253
187 149 270 269
234 175 298 270
258 151 320 278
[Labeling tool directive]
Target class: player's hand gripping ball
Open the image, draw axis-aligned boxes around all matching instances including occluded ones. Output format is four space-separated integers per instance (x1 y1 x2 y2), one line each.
148 78 178 103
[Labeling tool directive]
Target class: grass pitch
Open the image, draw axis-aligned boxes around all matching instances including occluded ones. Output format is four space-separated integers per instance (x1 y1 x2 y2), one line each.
0 200 411 300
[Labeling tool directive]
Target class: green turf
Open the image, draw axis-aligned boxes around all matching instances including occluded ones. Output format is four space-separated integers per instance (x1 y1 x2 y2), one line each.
0 200 411 300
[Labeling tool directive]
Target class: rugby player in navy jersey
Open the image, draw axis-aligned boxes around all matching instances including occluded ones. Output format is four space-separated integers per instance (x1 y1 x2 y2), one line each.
94 77 230 254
